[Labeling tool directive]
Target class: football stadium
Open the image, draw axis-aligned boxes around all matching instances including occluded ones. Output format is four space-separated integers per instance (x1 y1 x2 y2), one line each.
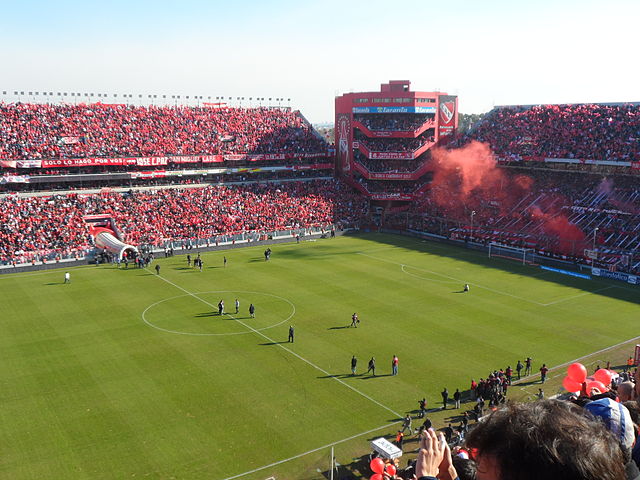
2 4 640 479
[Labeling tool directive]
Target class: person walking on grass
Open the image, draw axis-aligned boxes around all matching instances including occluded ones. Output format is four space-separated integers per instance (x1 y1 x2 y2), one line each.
249 303 255 318
367 357 376 376
64 272 71 284
525 356 532 376
351 355 357 375
235 298 239 314
392 355 399 376
540 363 549 383
288 325 294 343
441 387 449 410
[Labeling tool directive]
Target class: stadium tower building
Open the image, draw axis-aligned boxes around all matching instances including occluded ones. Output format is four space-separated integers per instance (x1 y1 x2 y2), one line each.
335 80 458 213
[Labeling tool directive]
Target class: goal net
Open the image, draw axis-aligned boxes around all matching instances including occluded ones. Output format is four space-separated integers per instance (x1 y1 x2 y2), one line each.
488 243 537 265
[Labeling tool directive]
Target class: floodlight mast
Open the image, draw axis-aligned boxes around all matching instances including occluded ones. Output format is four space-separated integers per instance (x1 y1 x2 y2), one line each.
592 227 599 268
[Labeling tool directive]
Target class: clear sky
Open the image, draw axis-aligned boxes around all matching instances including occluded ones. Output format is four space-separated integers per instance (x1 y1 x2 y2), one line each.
1 0 638 123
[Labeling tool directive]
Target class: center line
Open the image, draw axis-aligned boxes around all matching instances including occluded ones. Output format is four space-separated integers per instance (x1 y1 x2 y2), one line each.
148 269 402 419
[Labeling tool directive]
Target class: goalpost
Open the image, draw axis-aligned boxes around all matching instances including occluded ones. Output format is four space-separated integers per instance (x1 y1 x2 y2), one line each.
488 243 537 265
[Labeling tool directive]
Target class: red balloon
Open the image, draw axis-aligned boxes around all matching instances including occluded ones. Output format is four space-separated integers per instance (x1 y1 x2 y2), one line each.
567 363 587 383
385 463 397 476
586 380 608 396
594 369 613 386
370 475 383 480
562 376 582 392
370 458 385 474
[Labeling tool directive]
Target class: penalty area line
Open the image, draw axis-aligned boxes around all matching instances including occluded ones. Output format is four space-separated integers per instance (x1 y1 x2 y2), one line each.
358 252 546 306
147 270 402 422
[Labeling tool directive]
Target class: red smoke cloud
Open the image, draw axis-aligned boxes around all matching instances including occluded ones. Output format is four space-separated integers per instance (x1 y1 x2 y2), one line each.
421 141 586 253
426 141 532 218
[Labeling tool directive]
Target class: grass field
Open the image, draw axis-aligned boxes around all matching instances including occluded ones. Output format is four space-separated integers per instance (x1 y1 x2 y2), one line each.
1 232 639 479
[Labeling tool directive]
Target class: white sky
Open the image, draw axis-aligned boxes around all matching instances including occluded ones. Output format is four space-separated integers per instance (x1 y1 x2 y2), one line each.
0 0 638 123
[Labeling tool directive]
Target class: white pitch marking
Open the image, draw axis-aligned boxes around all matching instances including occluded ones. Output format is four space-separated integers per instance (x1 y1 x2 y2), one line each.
540 286 616 306
141 290 295 336
148 270 402 421
219 422 397 480
511 333 640 387
359 252 546 306
400 264 459 284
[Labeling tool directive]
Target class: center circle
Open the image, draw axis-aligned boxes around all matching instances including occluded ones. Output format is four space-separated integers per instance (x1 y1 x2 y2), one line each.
142 290 295 336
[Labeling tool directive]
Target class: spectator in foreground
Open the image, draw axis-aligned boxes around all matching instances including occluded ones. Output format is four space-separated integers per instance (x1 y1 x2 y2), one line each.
456 400 626 480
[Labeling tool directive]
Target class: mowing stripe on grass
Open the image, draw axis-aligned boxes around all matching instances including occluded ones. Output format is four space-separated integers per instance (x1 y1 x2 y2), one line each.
148 269 403 421
219 422 395 480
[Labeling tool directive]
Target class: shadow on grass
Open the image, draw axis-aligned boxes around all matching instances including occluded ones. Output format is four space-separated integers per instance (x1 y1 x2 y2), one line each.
45 282 64 285
195 312 218 318
358 374 393 380
259 341 289 346
328 325 352 330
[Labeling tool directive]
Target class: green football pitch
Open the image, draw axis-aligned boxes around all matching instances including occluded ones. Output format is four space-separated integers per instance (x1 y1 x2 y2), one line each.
1 233 638 479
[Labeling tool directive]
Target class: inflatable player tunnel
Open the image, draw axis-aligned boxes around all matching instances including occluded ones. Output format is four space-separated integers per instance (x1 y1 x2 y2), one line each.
84 214 138 261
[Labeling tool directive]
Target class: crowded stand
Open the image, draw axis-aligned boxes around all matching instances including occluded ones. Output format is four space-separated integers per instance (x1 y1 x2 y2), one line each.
407 168 640 273
357 177 426 195
355 133 434 153
354 113 432 132
465 103 640 162
0 103 327 160
0 179 367 265
355 155 424 173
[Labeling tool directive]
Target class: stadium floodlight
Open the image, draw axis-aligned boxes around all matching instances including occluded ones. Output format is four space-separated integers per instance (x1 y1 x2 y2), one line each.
90 93 94 97
2 91 6 95
138 94 142 98
28 91 32 95
13 91 17 95
592 227 599 267
162 95 166 99
470 210 476 237
71 93 75 96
